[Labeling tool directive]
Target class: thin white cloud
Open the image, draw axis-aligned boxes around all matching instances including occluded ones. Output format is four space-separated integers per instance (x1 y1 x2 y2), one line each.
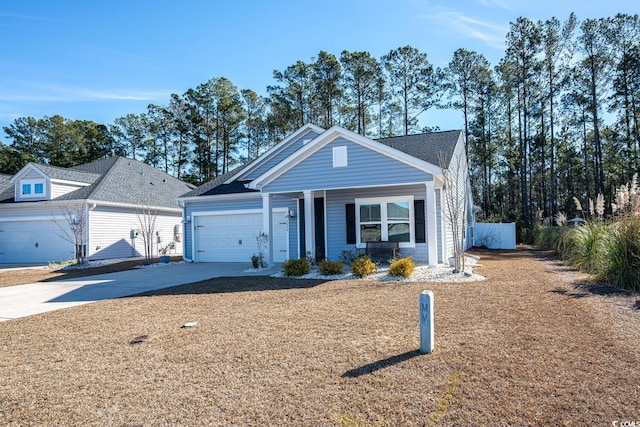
0 82 170 103
417 4 508 51
474 0 513 10
0 11 54 22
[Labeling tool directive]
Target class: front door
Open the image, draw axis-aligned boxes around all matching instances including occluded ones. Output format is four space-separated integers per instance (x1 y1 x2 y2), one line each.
314 197 325 262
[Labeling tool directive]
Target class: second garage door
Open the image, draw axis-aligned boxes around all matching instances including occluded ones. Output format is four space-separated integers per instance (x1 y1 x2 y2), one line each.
194 211 288 263
0 220 74 264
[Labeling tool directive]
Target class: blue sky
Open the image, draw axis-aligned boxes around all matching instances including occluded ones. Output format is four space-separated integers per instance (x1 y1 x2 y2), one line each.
1 0 637 140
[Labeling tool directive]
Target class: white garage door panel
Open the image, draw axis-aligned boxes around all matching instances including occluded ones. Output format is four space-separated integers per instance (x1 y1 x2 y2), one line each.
0 220 74 264
194 211 288 263
195 213 262 262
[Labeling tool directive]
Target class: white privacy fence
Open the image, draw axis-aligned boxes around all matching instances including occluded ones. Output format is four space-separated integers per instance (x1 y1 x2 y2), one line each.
473 222 516 250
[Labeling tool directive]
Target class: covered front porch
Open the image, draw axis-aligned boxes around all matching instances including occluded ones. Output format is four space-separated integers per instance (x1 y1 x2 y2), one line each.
259 182 445 267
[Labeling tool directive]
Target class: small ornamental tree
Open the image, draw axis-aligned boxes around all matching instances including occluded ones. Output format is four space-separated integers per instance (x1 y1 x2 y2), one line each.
440 149 469 273
54 204 89 264
137 196 158 264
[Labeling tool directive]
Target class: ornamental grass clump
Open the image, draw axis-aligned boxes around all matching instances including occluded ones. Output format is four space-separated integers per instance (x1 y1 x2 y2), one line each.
558 222 608 274
601 216 640 292
350 256 376 278
388 256 415 278
318 260 343 276
282 258 310 277
533 225 565 251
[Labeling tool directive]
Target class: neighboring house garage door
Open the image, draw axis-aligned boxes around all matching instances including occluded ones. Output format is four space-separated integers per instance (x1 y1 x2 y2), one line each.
194 211 288 263
0 220 74 264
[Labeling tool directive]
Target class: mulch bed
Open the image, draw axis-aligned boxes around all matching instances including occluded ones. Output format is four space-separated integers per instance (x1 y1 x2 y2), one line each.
0 248 638 425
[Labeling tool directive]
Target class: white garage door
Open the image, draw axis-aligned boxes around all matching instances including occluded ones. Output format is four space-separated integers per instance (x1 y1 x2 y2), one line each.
194 211 288 263
0 220 74 264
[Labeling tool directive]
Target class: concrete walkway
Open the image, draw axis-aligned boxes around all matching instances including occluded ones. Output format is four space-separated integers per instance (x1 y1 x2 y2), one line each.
0 262 279 322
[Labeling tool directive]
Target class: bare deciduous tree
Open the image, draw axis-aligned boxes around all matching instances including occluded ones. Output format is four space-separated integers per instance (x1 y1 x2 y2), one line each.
54 204 88 264
137 196 158 264
440 149 470 273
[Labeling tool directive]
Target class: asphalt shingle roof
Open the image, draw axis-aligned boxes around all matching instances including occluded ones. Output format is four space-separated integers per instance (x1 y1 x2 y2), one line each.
179 165 249 198
375 130 462 169
0 157 195 208
35 163 101 184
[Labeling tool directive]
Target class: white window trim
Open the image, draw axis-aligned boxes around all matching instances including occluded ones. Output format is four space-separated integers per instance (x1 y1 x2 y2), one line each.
19 179 47 198
355 195 415 248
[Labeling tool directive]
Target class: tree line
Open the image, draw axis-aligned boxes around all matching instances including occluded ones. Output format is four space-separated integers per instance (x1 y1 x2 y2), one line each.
2 13 639 238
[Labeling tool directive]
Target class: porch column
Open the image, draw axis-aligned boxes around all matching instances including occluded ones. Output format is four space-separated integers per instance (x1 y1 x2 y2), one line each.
303 190 314 259
262 193 273 265
426 182 438 267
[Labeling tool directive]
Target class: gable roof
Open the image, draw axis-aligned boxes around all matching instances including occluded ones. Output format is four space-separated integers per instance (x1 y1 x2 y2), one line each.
180 125 463 199
375 130 462 169
248 126 450 190
179 165 257 198
0 157 195 208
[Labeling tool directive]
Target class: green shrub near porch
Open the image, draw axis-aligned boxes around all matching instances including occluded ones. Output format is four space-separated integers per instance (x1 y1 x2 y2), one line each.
282 258 310 277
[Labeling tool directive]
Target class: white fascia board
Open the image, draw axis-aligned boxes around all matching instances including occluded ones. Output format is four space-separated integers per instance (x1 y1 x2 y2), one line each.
248 125 444 190
85 199 181 214
177 192 262 204
0 197 181 214
223 123 325 184
9 163 48 183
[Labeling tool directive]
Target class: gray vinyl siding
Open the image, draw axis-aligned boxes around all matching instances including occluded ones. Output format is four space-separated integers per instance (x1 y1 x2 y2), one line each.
324 185 430 262
183 196 297 260
0 204 64 219
88 206 182 260
443 135 470 256
241 130 320 181
51 182 84 199
436 189 442 263
263 137 434 193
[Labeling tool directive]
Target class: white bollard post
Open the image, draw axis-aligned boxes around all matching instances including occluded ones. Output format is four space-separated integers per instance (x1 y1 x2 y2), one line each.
420 291 434 354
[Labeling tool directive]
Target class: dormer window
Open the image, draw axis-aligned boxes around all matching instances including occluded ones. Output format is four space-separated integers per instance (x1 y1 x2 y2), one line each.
20 179 46 198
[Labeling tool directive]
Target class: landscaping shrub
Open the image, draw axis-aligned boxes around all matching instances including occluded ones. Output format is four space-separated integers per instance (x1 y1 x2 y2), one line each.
282 258 310 277
318 260 344 276
558 222 608 274
601 216 640 291
533 226 565 251
350 256 376 278
388 256 415 278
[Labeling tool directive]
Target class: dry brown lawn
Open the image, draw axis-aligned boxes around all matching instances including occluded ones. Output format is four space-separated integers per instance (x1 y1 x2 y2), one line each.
1 248 639 426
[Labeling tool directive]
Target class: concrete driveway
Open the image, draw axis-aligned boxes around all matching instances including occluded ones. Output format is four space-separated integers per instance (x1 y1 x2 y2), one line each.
0 262 280 322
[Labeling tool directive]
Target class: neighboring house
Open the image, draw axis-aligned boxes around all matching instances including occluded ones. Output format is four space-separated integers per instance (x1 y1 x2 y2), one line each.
178 124 473 266
0 157 195 264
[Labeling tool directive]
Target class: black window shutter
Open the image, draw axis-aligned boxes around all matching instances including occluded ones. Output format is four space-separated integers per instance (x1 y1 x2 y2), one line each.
414 200 426 243
346 203 356 244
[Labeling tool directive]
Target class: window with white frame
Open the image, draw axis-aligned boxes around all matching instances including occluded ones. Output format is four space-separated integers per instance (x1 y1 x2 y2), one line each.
356 196 414 246
19 179 46 198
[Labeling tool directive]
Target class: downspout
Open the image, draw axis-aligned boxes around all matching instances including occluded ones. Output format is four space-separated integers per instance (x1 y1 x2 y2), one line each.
177 199 192 262
85 202 97 261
